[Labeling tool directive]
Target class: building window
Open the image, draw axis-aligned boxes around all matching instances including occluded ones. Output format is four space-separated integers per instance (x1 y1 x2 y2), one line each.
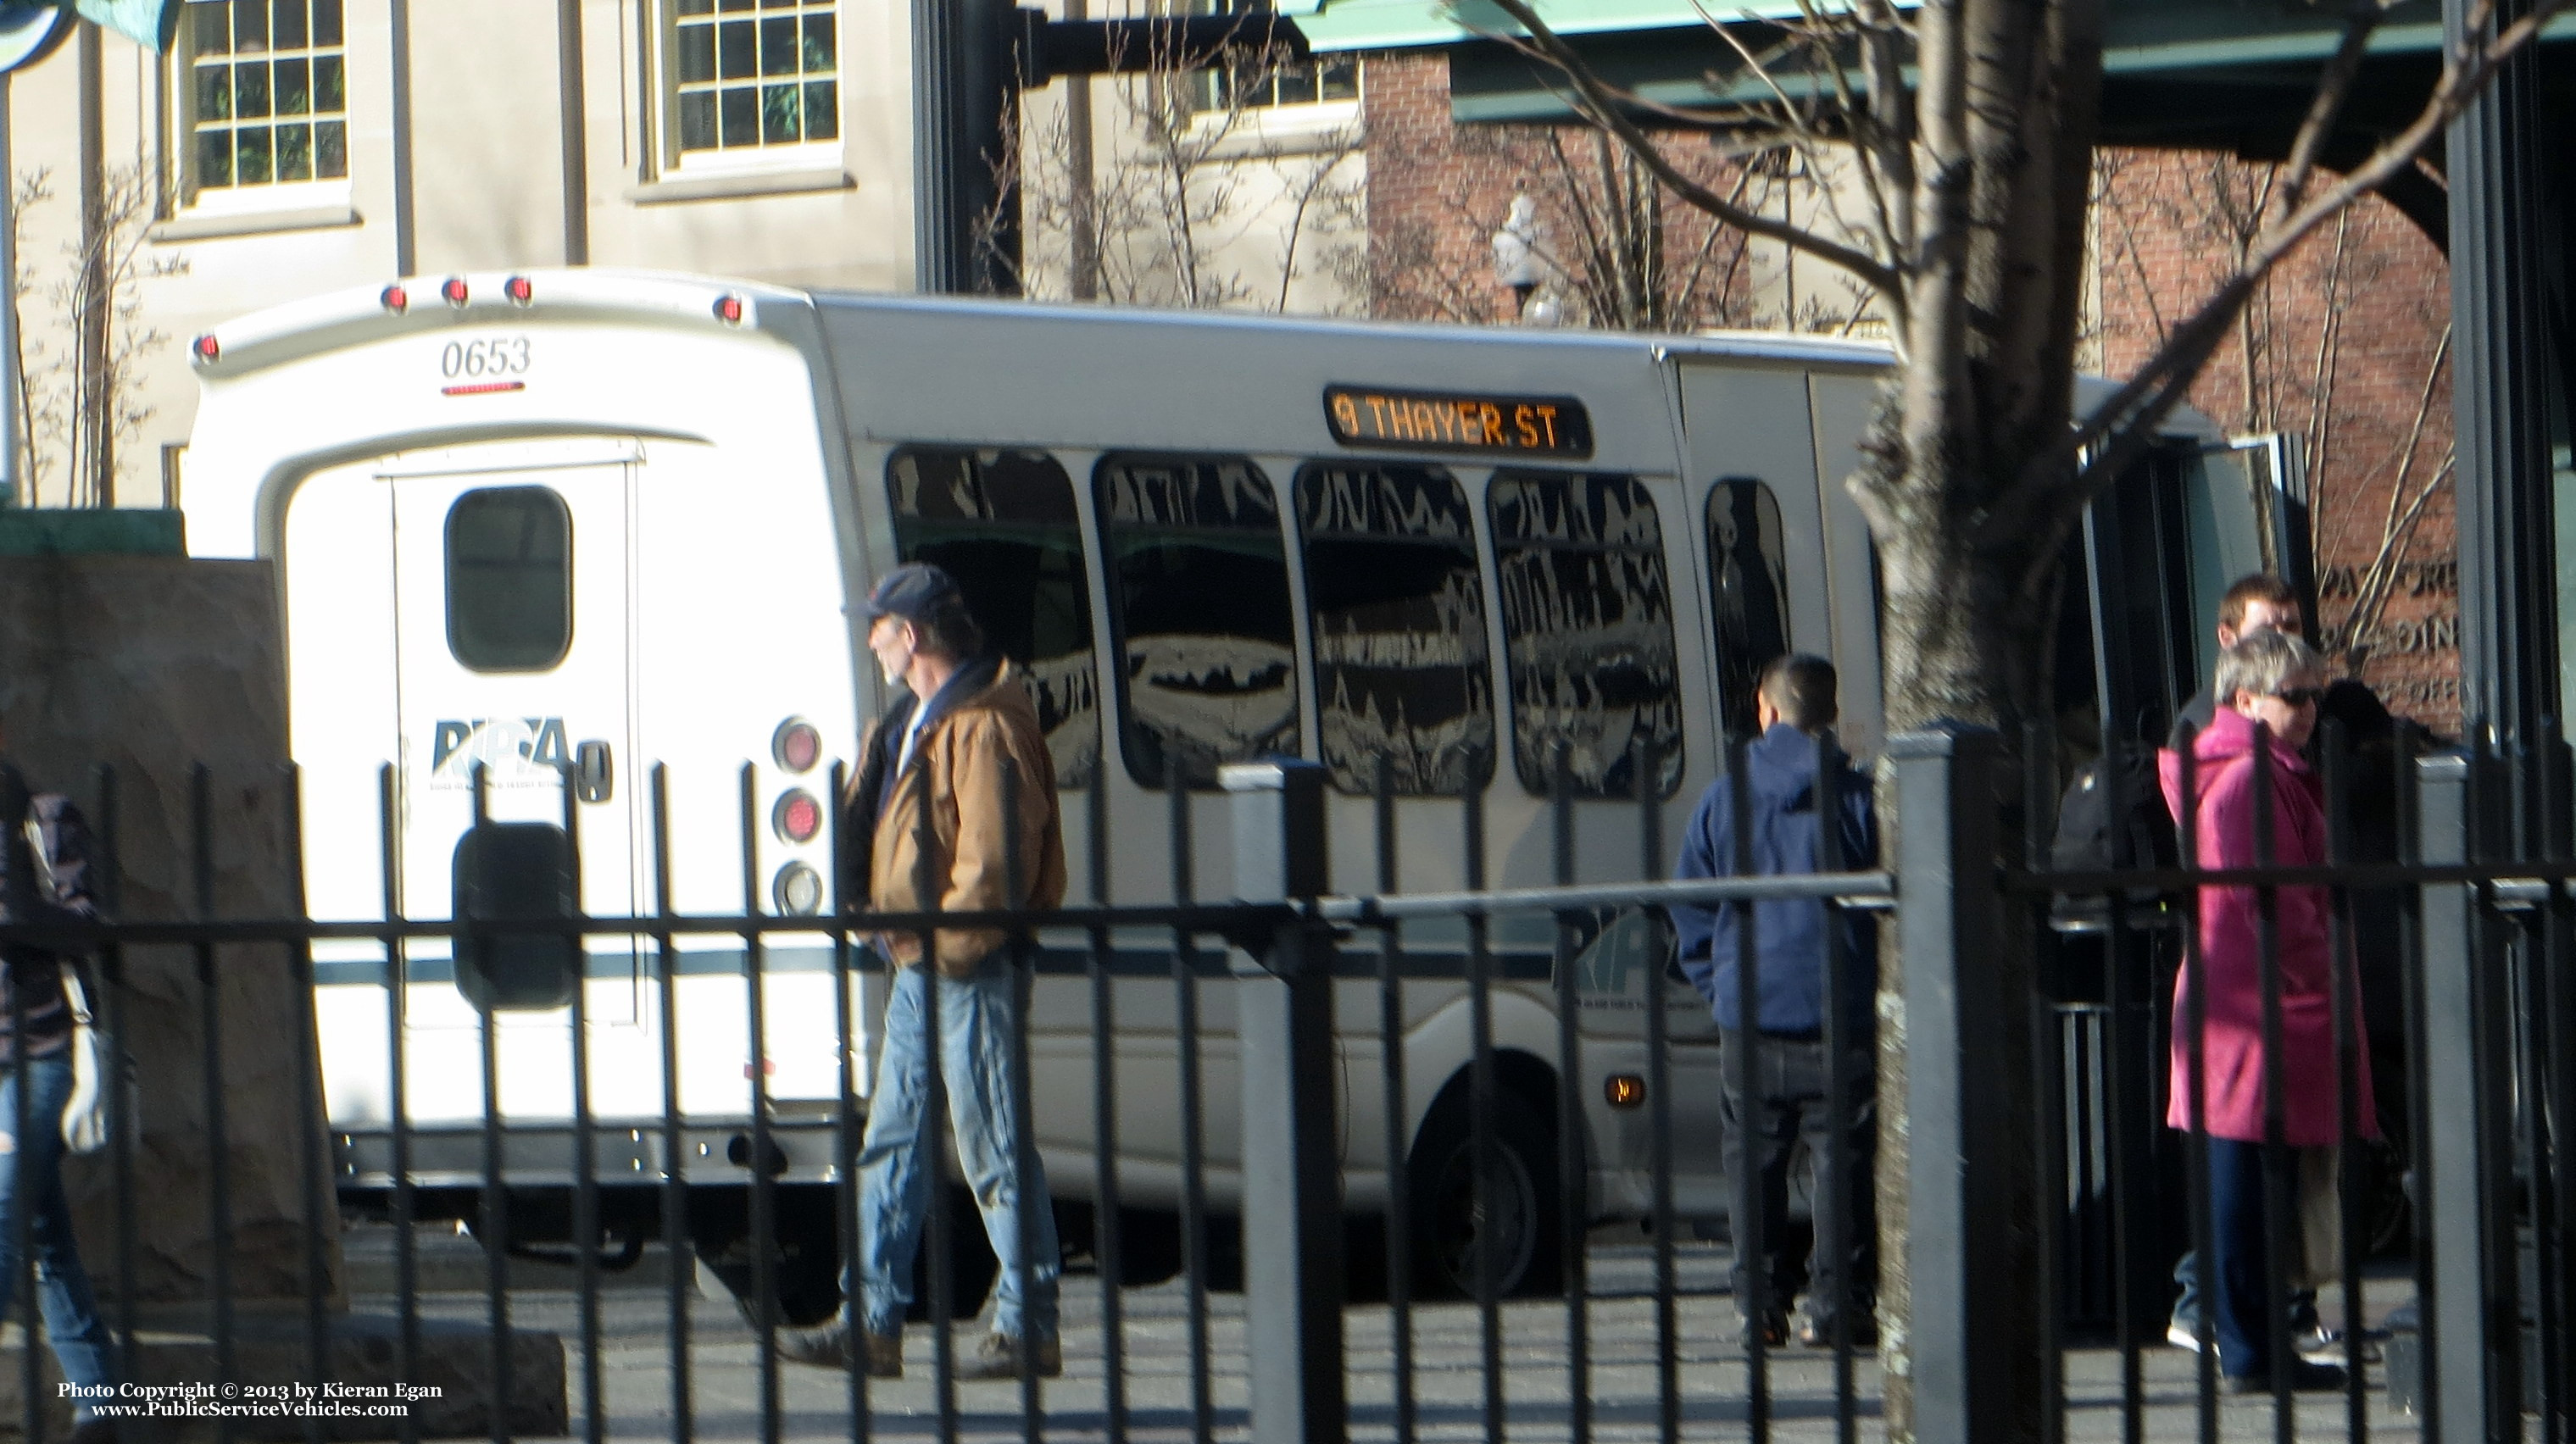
182 0 348 195
1182 0 1355 114
670 0 838 161
1295 462 1493 797
1489 471 1683 799
1704 479 1791 741
1095 454 1299 790
886 448 1100 791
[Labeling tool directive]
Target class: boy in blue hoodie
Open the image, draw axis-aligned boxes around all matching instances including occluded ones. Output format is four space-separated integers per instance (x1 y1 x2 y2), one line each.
1672 653 1878 1348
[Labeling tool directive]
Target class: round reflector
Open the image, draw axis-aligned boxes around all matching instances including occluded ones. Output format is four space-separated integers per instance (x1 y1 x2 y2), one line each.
714 294 745 325
381 284 409 314
772 862 824 916
773 790 823 845
192 334 220 361
441 277 470 306
505 275 533 304
772 718 821 773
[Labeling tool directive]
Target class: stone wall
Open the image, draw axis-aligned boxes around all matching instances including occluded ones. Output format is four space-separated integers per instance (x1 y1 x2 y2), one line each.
0 554 337 1306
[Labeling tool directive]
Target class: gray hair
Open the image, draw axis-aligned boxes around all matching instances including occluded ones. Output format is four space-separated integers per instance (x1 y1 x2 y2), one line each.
2213 628 2323 707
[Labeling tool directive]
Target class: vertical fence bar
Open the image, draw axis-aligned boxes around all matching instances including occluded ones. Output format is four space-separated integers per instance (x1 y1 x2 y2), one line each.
563 768 604 1444
2248 727 2297 1429
4 761 41 1444
2417 744 2518 1444
1086 759 1125 1441
469 763 509 1444
2398 727 2440 1436
649 764 693 1444
1815 731 1857 1443
2321 719 2367 1438
2094 737 2146 1444
913 756 958 1436
378 764 419 1444
1635 737 1676 1444
279 764 331 1441
1727 734 1768 1437
1890 725 2014 1444
1168 753 1213 1444
97 764 140 1392
193 763 240 1426
2022 726 2064 1444
2177 728 2219 1437
827 758 871 1440
1227 758 1346 1444
1377 753 1414 1444
739 763 782 1444
1549 744 1588 1444
999 758 1043 1439
2545 721 2576 1438
1461 773 1505 1443
2517 736 2565 1444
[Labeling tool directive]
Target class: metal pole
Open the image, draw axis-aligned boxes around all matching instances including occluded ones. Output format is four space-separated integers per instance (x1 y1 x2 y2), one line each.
0 70 21 509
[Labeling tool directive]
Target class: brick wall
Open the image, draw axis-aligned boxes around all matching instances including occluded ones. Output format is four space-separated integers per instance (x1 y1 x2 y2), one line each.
1360 55 2461 731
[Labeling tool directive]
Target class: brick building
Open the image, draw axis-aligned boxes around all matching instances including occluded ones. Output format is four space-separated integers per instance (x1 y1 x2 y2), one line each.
1356 50 2461 731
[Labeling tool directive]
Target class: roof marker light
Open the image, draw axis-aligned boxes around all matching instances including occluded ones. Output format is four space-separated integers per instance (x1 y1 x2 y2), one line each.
504 275 533 305
441 277 470 307
191 334 220 362
381 284 409 314
714 294 745 325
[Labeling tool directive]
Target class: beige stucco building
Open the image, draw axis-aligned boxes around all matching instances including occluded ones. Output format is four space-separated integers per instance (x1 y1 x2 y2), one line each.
0 0 1369 511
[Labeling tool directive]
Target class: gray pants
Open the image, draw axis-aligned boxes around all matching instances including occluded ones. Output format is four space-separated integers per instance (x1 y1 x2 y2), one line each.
1719 1030 1877 1330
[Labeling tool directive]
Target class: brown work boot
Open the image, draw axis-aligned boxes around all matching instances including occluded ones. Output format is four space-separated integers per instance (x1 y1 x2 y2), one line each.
776 1313 904 1379
957 1331 1063 1380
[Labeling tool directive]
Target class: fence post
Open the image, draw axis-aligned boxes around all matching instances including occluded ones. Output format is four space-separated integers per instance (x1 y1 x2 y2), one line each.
2416 749 2520 1441
1223 759 1345 1444
1889 725 2015 1444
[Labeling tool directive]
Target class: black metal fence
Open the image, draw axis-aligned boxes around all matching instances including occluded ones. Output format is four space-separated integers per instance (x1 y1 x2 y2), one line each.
0 719 2564 1442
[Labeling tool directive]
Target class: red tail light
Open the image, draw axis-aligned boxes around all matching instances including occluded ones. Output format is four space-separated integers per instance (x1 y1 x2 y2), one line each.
504 275 533 305
772 718 821 773
381 284 409 314
773 790 823 844
192 334 220 361
441 277 470 307
714 294 745 325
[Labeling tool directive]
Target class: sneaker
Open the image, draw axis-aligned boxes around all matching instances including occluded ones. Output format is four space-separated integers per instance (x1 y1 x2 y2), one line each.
2223 1359 2349 1395
2294 1323 2386 1363
776 1313 904 1379
2169 1319 2208 1352
1741 1310 1789 1349
1795 1311 1879 1349
958 1331 1063 1381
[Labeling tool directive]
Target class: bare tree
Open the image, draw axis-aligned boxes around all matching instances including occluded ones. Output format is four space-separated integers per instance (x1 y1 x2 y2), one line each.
9 162 186 508
1477 0 2565 1431
999 25 1366 314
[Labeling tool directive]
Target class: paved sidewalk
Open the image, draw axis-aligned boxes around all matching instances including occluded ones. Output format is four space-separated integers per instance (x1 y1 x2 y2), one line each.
362 1237 2422 1442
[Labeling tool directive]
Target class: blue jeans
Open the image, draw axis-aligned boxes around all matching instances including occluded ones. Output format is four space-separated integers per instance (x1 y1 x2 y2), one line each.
0 1054 116 1414
857 960 1060 1341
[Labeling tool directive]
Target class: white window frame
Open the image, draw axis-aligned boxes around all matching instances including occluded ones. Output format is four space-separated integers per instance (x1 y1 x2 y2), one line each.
650 0 844 179
168 0 353 218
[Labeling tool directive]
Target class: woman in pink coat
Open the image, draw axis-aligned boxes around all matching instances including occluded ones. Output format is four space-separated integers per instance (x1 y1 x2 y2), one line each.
2157 628 2375 1393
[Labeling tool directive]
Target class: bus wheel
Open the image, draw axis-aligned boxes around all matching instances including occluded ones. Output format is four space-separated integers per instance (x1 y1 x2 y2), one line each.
1405 1095 1562 1299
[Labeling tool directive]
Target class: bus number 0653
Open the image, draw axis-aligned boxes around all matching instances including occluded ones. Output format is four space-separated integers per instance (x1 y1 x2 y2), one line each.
442 337 531 379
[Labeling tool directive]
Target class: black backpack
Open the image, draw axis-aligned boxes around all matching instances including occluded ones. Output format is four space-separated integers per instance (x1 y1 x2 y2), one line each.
2048 747 2177 924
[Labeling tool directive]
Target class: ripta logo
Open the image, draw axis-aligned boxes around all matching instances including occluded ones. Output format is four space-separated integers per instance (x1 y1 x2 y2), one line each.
428 718 570 787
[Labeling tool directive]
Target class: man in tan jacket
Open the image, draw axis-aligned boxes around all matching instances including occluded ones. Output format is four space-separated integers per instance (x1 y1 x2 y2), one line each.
780 563 1068 1382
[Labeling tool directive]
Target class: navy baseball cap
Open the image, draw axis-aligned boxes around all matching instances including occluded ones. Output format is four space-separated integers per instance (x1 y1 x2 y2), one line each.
864 562 964 624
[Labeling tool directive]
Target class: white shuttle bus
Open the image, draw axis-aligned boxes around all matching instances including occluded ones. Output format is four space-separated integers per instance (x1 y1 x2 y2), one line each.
180 269 2278 1319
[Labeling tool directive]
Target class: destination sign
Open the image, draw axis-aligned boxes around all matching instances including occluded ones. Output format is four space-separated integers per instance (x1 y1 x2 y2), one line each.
1325 385 1594 459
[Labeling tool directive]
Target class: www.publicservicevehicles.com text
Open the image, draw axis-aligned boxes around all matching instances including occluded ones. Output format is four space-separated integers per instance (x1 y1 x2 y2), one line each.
64 1381 442 1420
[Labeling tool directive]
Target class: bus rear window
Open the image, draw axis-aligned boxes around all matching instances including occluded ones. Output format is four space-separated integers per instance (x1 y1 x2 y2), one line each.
1705 478 1791 741
446 486 571 672
1489 471 1683 798
1295 461 1493 797
1095 454 1299 790
887 448 1099 789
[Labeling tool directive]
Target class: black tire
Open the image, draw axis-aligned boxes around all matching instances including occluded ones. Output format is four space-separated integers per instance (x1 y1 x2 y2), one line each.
687 1185 848 1329
1405 1088 1564 1299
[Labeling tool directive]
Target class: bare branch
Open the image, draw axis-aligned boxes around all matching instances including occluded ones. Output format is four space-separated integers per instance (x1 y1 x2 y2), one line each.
1467 0 1904 300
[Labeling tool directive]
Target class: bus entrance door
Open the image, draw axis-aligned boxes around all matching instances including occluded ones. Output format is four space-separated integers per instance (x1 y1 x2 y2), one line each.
387 459 644 1046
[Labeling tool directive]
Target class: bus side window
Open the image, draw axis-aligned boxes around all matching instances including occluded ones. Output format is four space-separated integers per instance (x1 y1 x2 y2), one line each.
1704 478 1790 741
1094 453 1299 790
447 486 572 673
887 447 1099 788
1489 470 1683 799
1294 460 1494 797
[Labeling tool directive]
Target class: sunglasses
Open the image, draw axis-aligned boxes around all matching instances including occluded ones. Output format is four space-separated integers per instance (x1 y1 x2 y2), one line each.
2273 686 2325 708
